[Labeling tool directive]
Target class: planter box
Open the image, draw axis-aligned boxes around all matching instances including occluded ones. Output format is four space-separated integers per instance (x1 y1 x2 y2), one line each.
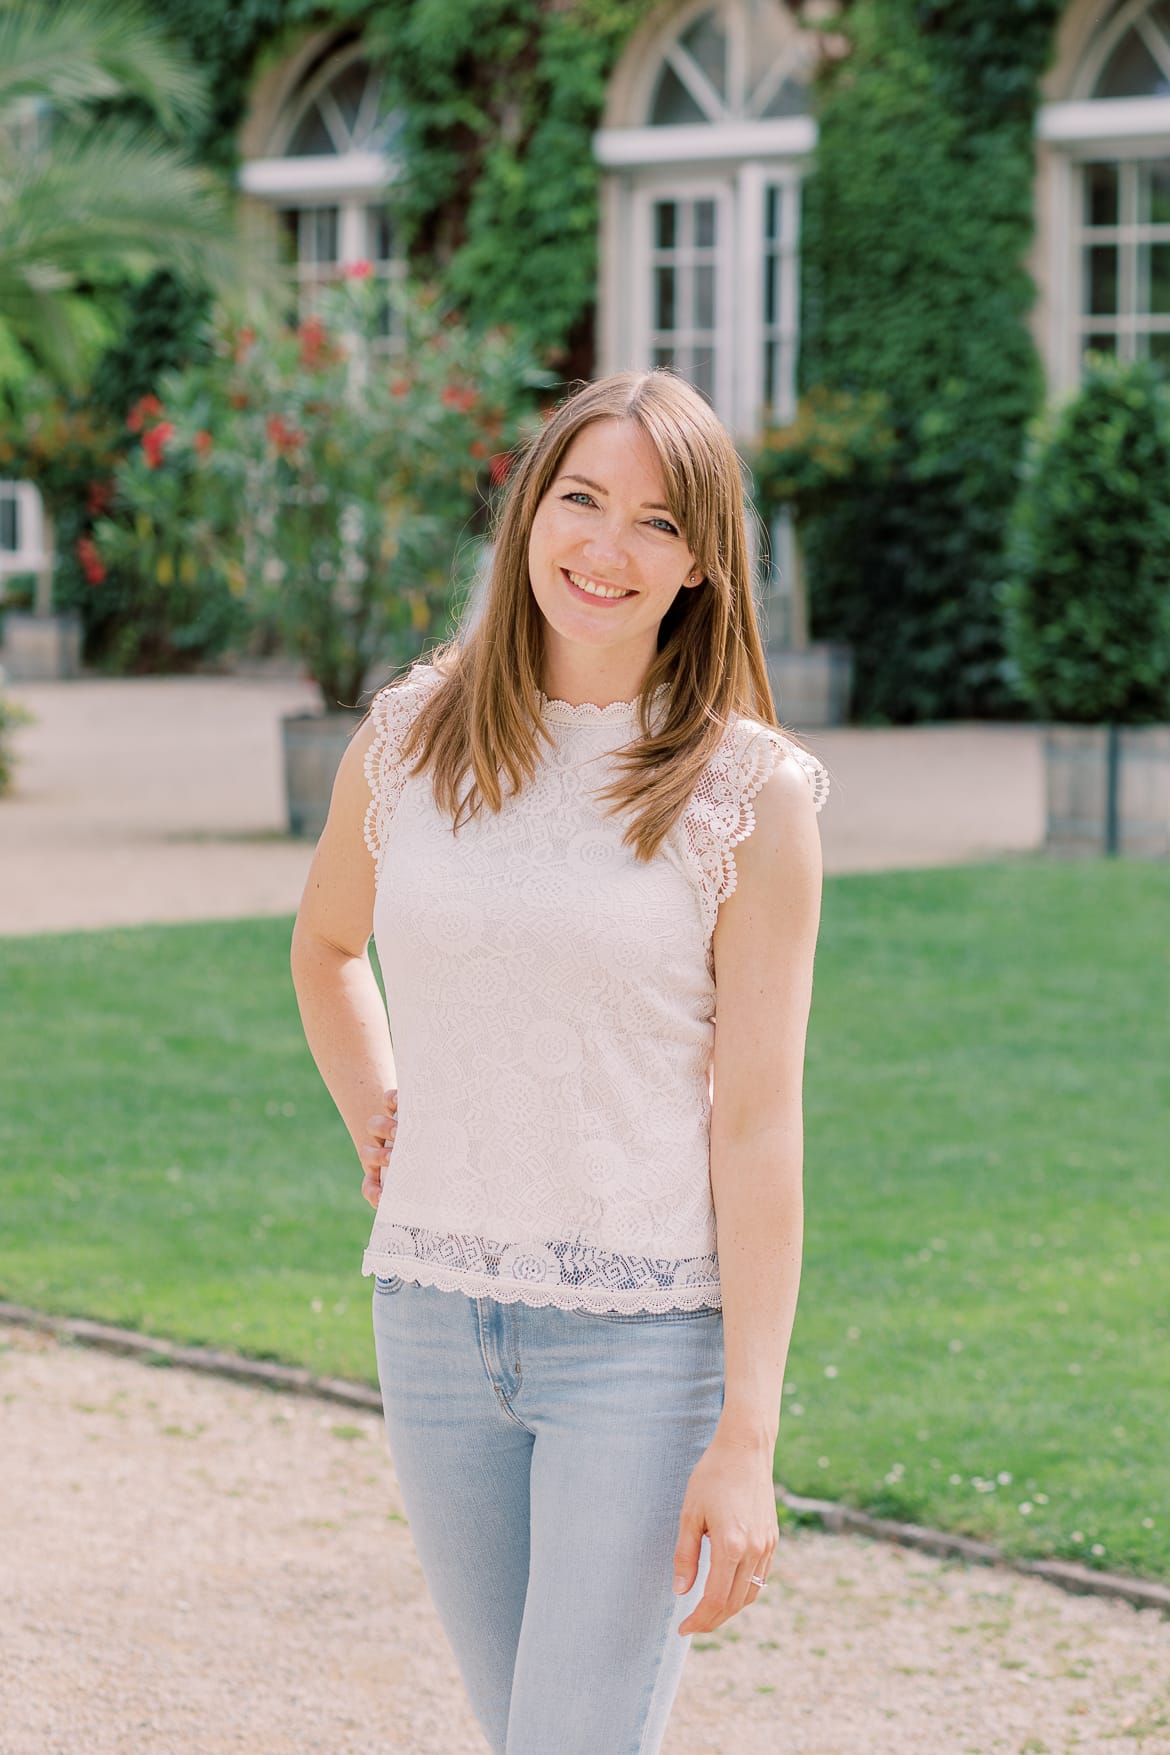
766 643 853 729
282 709 362 840
1044 724 1170 857
1 612 82 681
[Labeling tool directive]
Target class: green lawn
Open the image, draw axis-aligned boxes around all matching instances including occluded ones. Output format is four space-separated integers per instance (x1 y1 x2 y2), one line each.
1 858 1166 1579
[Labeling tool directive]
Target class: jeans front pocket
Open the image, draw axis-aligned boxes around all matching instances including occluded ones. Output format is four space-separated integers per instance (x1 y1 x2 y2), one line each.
374 1274 405 1296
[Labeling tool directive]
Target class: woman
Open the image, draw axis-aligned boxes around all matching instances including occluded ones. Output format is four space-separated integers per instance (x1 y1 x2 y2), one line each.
290 369 829 1754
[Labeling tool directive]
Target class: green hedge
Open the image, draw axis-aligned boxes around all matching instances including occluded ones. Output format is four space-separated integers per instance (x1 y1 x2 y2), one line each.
796 0 1063 723
998 356 1170 724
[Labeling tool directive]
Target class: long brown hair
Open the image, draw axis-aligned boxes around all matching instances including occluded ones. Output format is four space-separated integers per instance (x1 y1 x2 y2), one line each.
381 369 798 863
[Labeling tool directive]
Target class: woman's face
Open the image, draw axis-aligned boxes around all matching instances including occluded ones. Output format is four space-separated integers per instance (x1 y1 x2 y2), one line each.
527 417 702 685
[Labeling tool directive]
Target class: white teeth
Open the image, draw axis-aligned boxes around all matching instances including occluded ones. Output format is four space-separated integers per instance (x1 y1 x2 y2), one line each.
567 570 633 600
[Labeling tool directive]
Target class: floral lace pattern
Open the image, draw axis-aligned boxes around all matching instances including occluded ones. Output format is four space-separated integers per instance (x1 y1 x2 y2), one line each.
361 662 829 1313
365 1223 722 1314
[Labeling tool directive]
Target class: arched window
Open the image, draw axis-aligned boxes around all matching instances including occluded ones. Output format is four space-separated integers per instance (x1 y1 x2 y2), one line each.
595 0 819 440
1038 1 1170 382
239 43 404 339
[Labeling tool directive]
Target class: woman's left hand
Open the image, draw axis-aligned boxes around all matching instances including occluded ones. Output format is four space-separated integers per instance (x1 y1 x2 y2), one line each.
673 1433 779 1636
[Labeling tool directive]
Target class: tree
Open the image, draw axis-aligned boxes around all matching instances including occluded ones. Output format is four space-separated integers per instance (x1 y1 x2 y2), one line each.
0 0 249 394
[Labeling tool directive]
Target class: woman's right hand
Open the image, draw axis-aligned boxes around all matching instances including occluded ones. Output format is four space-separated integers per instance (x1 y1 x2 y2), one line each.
359 1088 398 1208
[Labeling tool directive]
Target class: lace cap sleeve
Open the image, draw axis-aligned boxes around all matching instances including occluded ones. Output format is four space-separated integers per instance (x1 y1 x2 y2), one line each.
683 717 830 936
363 662 445 880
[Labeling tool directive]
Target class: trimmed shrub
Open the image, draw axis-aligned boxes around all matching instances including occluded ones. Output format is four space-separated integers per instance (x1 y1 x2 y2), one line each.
997 356 1170 725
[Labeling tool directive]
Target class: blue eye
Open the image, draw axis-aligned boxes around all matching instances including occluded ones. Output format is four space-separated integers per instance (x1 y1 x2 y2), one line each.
564 491 595 507
649 517 680 536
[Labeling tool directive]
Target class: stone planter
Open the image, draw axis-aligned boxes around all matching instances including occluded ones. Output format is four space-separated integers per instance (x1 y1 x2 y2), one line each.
1044 724 1170 857
1 611 82 681
281 709 363 840
766 642 853 729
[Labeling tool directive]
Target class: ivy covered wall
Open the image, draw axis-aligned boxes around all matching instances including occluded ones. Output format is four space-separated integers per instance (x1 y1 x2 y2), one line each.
797 0 1065 723
148 0 657 375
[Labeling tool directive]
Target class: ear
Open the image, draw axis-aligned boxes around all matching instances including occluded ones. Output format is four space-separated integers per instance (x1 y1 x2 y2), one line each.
684 570 704 589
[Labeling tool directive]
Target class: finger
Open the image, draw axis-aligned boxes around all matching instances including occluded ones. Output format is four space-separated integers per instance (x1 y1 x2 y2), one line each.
358 1145 389 1173
360 1172 382 1208
364 1120 398 1151
384 1089 398 1108
678 1548 740 1635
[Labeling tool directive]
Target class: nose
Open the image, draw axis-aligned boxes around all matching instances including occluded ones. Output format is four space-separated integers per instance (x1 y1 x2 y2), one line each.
582 513 630 574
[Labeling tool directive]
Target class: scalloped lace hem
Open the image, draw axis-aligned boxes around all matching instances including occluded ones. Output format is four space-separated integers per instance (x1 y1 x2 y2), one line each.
364 1255 723 1314
361 1223 721 1314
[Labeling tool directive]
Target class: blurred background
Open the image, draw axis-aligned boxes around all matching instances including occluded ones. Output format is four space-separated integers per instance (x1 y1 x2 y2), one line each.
1 0 1167 1638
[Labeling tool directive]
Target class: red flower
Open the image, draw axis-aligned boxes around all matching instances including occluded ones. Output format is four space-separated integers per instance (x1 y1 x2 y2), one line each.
441 384 477 413
85 478 113 516
299 316 333 369
390 378 410 398
229 390 250 410
469 438 489 459
127 393 163 435
342 260 373 280
142 422 175 469
233 326 256 362
489 451 514 487
76 535 106 586
266 413 303 457
194 430 213 458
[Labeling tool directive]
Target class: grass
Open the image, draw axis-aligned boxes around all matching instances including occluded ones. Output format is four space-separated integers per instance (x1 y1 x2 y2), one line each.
1 857 1167 1579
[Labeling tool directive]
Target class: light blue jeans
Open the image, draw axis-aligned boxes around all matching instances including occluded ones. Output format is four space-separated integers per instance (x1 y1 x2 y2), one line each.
371 1274 726 1755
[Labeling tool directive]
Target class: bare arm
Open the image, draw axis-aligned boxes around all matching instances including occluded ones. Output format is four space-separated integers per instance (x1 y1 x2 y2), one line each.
673 750 824 1634
708 752 824 1453
290 715 397 1198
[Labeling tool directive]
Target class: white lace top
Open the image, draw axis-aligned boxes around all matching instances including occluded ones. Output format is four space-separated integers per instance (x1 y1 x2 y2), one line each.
360 661 829 1313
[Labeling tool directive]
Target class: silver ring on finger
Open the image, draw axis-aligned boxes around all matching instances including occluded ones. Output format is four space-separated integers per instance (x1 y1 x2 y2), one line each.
750 1573 768 1589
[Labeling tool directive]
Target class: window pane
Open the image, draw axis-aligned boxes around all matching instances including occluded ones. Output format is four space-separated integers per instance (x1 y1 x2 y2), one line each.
694 262 715 330
690 351 715 402
329 60 369 135
763 339 779 412
679 11 727 101
655 266 676 330
1085 245 1118 316
365 205 394 262
1146 330 1170 363
1140 161 1170 225
1141 241 1170 312
765 184 781 245
0 493 18 553
760 76 809 119
650 63 707 125
287 101 336 156
653 345 676 370
695 200 716 249
308 207 340 263
1094 30 1170 99
1084 163 1119 228
764 252 778 326
1083 332 1118 358
654 201 676 250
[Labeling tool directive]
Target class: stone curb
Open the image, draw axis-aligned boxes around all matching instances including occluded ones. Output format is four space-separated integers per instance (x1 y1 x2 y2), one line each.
4 1300 1169 1617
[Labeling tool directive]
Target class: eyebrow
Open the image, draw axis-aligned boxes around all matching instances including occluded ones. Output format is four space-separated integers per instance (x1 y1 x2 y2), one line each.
559 473 676 516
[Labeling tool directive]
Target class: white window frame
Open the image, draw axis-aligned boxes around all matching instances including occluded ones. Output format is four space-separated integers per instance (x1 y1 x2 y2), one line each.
633 177 737 419
0 481 49 585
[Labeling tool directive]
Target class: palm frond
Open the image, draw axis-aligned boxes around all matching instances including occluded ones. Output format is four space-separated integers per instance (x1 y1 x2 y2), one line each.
0 0 208 135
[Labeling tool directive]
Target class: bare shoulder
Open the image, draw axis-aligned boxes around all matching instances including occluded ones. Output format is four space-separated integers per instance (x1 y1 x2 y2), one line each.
727 725 824 895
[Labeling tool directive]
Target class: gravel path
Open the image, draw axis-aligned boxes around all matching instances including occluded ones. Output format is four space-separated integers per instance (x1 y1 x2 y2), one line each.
3 1321 1167 1755
0 676 1046 936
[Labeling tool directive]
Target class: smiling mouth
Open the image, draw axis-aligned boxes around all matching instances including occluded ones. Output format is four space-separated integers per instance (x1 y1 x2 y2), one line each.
562 568 637 603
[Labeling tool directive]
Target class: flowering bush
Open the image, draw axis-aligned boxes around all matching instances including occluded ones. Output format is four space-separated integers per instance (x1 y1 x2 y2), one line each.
98 274 549 708
752 387 897 527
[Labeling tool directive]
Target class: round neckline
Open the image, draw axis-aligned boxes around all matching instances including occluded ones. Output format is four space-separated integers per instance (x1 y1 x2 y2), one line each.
537 683 670 725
